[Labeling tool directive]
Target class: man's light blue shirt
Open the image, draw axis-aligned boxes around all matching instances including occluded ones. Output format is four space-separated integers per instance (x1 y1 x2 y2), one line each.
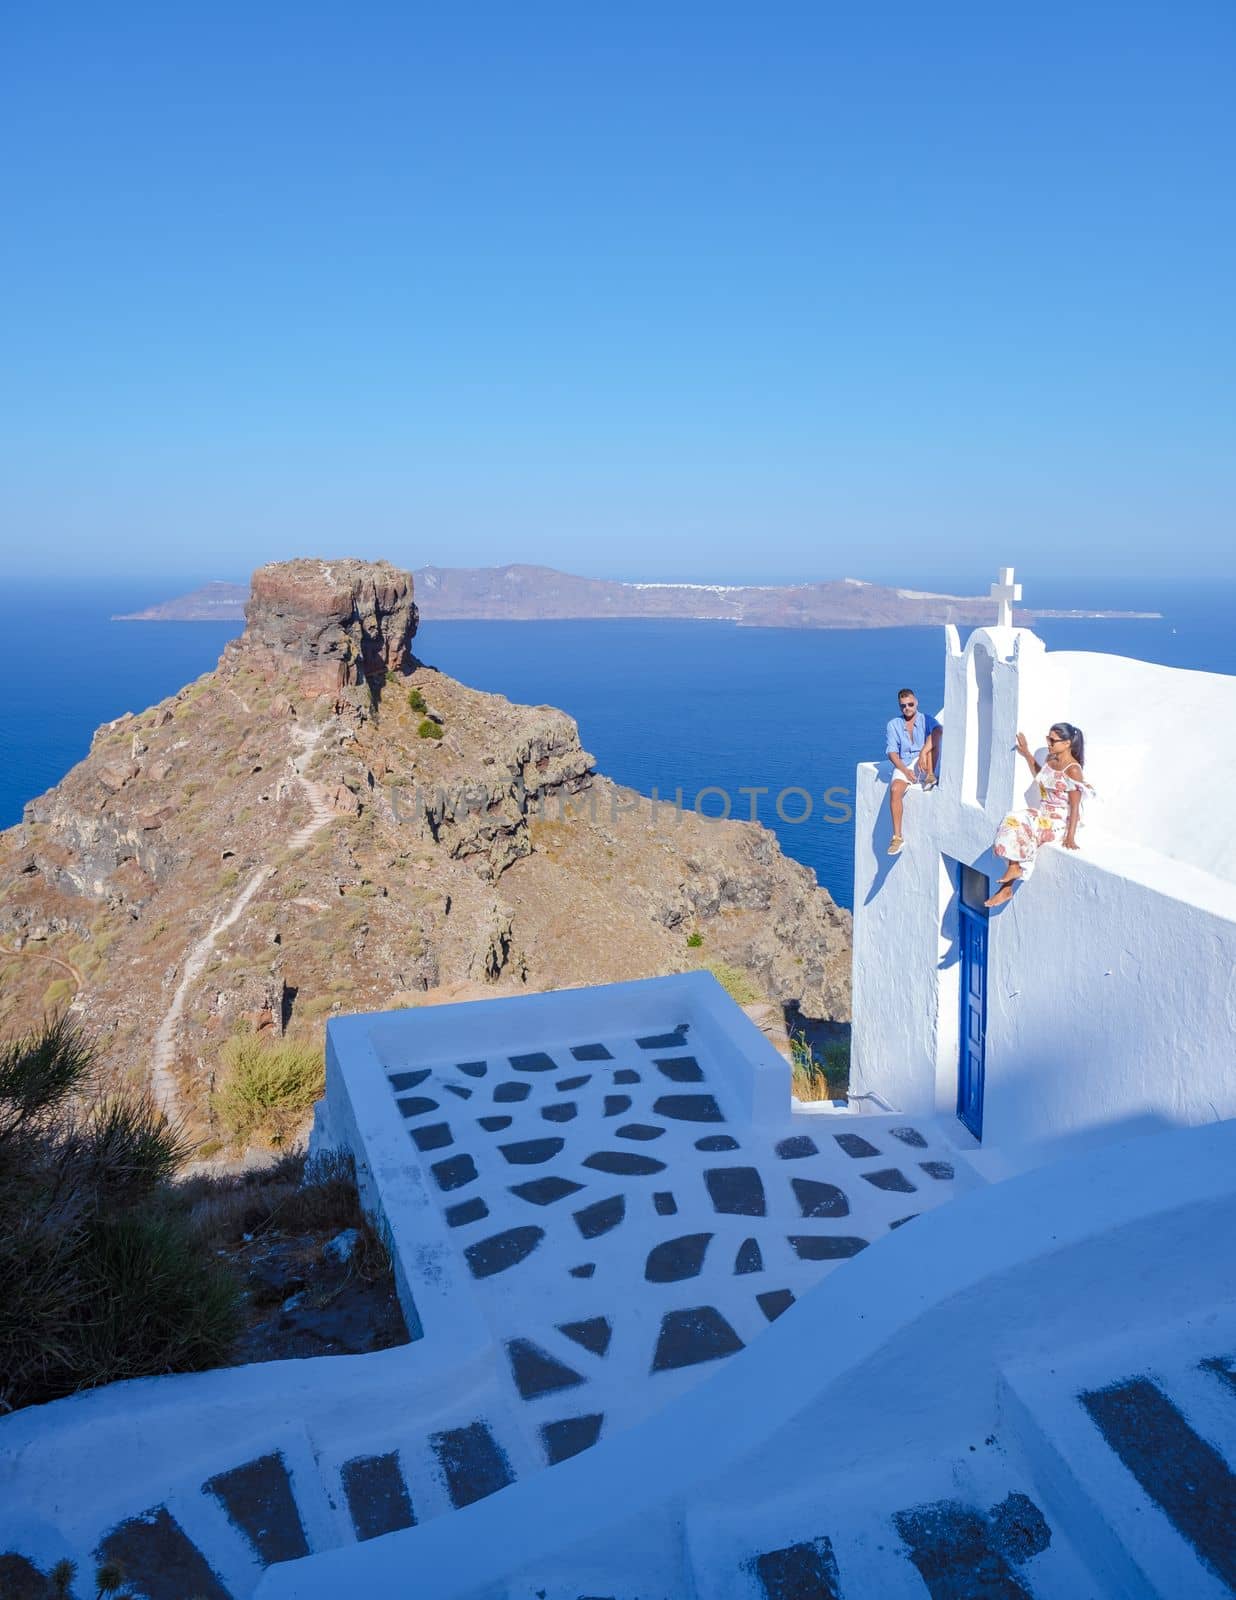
886 710 939 767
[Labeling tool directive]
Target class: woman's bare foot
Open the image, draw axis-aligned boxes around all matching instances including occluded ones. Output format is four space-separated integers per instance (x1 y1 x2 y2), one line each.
983 884 1014 907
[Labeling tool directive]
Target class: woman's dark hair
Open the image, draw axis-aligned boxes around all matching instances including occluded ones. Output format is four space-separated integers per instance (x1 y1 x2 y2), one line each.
1050 722 1085 767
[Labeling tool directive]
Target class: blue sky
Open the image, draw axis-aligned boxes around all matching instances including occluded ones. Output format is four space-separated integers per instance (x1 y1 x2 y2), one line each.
2 2 1233 584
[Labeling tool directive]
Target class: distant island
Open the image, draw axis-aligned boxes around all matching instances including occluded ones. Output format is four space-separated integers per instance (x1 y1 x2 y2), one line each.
114 580 251 620
113 565 1161 628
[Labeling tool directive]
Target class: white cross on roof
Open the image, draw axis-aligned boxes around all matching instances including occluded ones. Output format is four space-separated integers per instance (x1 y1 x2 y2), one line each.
990 566 1022 628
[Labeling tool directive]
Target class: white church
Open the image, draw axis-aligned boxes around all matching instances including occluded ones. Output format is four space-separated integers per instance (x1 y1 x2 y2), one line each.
4 575 1236 1600
852 569 1236 1155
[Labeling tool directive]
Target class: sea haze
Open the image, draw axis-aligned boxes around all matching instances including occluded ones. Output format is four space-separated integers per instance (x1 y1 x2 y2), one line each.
3 580 1233 909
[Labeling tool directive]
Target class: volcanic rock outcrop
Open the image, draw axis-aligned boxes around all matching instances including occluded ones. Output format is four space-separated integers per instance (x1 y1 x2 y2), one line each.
239 558 418 694
0 558 851 1137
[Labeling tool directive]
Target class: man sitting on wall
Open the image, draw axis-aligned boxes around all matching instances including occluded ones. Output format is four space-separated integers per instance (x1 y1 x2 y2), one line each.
885 687 941 856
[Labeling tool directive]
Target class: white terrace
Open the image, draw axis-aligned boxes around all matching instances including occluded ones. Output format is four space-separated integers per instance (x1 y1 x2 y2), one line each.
315 972 972 1452
5 973 1236 1600
1 973 977 1598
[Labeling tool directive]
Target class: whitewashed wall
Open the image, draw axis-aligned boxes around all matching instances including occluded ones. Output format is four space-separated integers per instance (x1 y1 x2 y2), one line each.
851 625 1236 1149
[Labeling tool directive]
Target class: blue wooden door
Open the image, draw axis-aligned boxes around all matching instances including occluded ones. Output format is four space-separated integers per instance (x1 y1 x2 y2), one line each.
957 902 988 1139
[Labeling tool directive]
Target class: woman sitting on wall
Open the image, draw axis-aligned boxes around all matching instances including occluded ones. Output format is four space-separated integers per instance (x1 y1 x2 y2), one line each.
984 723 1092 907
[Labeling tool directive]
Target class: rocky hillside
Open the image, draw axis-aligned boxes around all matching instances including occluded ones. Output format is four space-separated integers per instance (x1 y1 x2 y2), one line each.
0 558 851 1134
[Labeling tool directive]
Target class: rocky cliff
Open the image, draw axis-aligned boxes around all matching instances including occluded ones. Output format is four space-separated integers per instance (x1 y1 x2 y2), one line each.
1 558 850 1134
242 559 418 692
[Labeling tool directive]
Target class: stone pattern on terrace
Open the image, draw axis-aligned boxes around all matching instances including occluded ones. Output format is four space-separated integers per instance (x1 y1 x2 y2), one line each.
336 973 982 1458
0 975 981 1599
256 1121 1236 1600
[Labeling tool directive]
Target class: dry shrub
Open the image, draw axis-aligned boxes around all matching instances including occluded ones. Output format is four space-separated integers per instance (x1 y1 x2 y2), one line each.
703 961 762 1006
181 1149 342 1240
212 1035 325 1149
182 1149 386 1277
40 977 74 1012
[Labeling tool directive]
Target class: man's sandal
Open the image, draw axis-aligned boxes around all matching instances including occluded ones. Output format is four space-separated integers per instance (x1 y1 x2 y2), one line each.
887 835 904 856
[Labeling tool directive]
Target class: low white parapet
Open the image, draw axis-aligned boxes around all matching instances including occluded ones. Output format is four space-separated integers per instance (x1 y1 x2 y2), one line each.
256 1117 1236 1599
322 970 795 1352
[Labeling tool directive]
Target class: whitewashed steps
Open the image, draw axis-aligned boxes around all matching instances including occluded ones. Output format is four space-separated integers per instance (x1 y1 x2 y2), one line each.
80 1405 542 1600
685 1444 1106 1600
95 1428 336 1600
490 1465 1105 1600
998 1320 1236 1600
483 1442 1110 1600
241 1118 1236 1600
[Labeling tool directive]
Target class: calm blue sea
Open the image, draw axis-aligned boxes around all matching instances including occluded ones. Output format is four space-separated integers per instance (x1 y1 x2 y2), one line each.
4 577 1233 909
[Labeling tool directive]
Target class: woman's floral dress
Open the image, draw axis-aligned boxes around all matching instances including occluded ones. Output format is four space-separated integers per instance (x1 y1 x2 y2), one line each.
994 764 1093 882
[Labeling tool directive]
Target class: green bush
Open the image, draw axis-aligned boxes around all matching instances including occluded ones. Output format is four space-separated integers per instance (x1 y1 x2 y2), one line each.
212 1035 325 1149
0 1012 95 1137
821 1038 851 1086
686 930 704 949
407 687 427 714
78 1209 240 1383
49 1558 76 1598
93 1561 124 1598
417 718 444 740
0 1016 240 1414
789 1031 850 1102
